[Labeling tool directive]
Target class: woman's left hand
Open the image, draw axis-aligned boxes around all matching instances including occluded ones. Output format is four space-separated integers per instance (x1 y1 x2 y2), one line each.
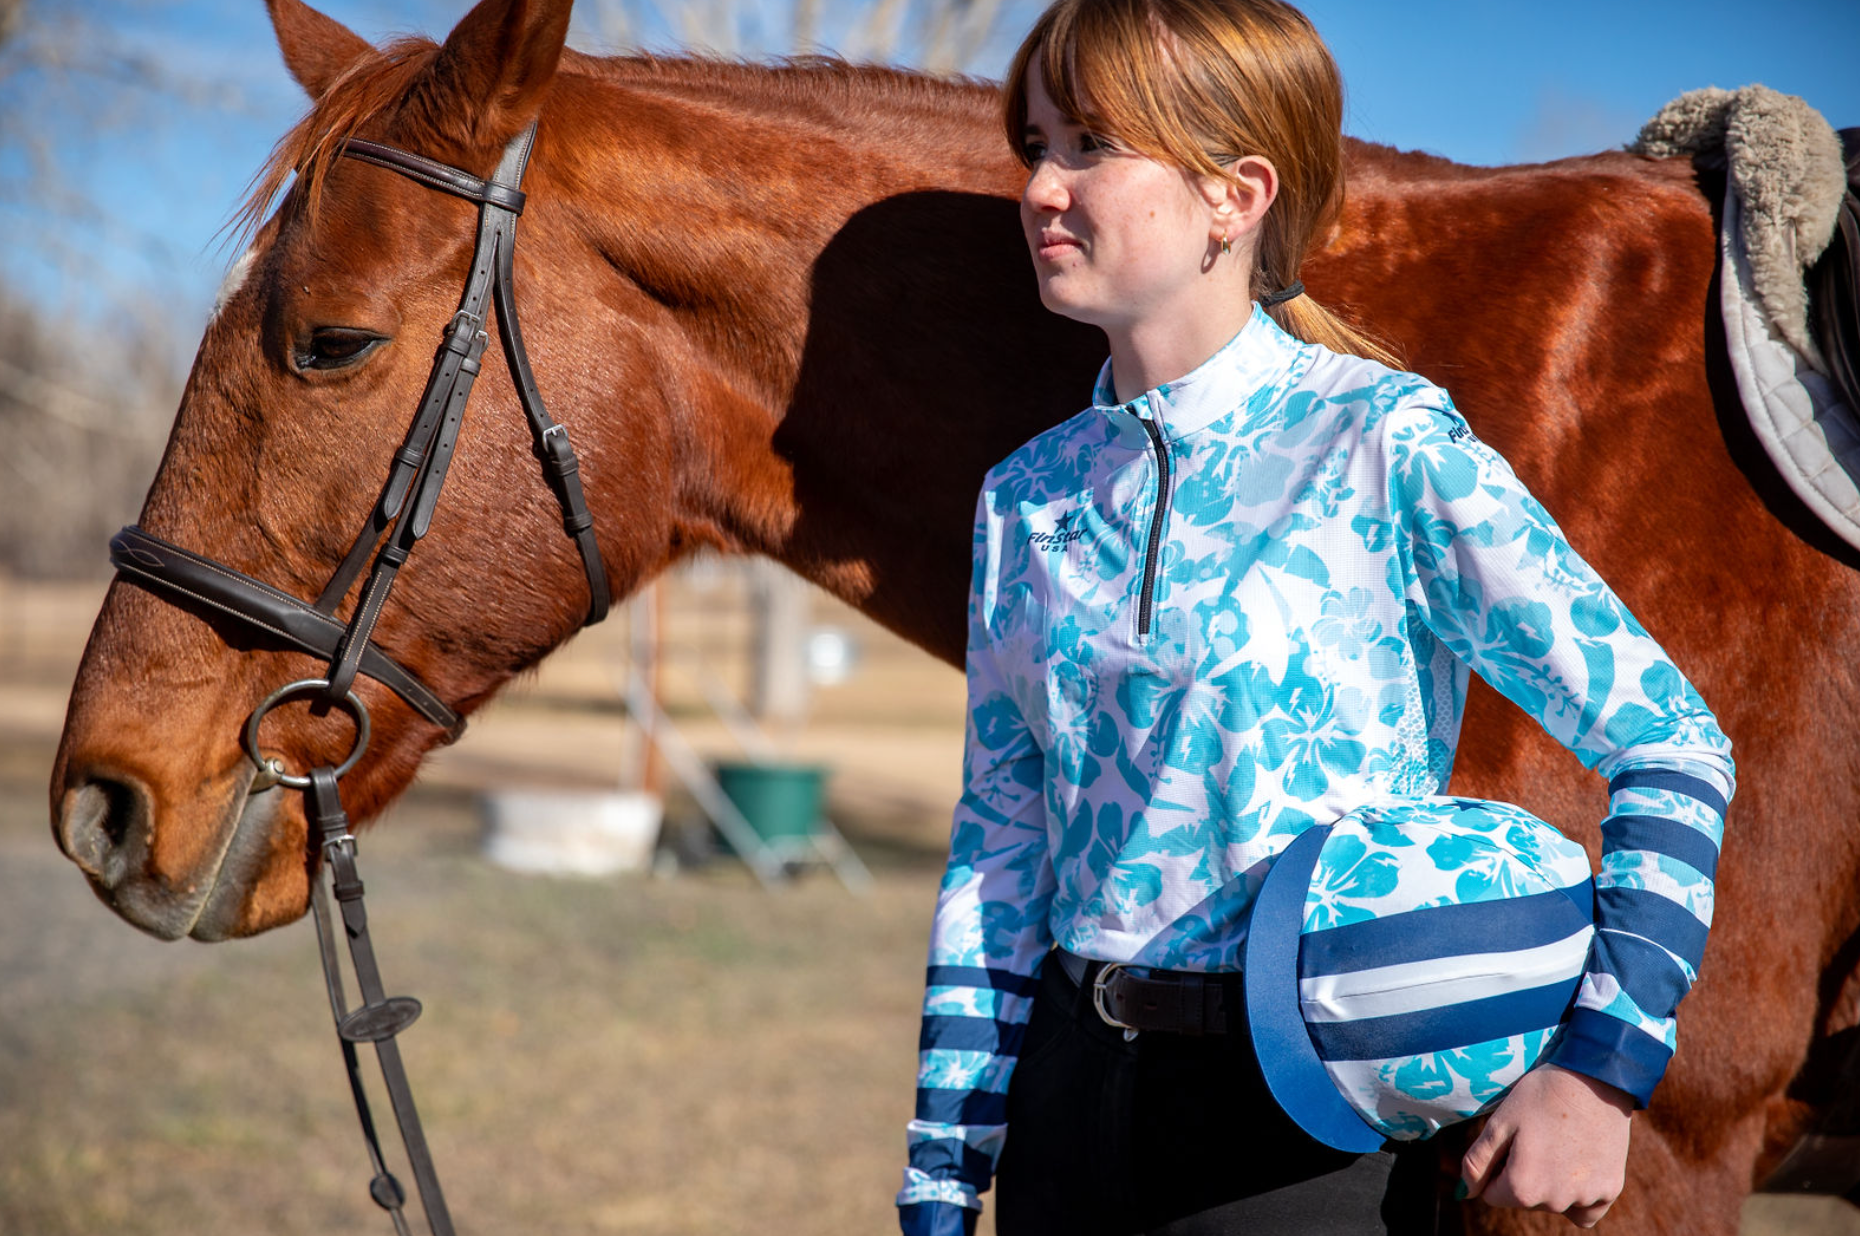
1458 1062 1635 1227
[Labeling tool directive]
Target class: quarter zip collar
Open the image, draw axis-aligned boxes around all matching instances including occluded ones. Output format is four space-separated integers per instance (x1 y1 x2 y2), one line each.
1090 303 1312 442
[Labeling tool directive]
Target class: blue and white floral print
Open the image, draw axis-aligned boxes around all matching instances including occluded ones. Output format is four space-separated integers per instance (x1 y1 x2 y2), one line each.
897 306 1734 1218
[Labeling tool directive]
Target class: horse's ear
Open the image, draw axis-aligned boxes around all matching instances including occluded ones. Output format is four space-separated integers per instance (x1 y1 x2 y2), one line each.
267 0 378 100
406 0 573 150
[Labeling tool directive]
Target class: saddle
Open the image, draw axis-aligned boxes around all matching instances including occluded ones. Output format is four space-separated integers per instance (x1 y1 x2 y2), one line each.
1633 90 1860 556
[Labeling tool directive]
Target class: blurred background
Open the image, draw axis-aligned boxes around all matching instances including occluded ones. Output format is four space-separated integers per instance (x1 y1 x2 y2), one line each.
3 0 1860 1233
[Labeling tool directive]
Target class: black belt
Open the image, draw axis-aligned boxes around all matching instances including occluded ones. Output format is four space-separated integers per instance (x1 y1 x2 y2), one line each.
1055 948 1238 1038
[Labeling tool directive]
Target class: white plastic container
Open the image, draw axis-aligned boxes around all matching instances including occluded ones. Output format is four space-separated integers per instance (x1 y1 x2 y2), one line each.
480 790 663 876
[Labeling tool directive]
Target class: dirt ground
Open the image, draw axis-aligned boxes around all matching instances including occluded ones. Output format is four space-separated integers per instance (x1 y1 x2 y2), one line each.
2 570 1855 1235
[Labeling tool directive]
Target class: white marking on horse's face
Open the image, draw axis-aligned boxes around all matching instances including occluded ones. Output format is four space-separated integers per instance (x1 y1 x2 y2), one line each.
211 248 258 323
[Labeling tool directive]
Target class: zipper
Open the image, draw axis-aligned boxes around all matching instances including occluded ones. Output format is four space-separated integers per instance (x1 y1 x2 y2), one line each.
1136 412 1172 637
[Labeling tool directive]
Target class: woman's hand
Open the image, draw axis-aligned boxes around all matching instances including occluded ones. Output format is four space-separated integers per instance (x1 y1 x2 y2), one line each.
1459 1062 1635 1227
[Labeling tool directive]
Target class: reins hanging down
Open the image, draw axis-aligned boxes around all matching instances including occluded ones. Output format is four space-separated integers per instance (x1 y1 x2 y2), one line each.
108 120 611 1236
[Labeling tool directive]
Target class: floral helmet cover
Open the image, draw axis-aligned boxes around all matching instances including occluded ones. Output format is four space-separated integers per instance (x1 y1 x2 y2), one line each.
1242 799 1597 1150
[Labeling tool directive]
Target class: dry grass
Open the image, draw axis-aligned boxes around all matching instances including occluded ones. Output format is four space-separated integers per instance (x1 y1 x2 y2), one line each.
2 755 955 1235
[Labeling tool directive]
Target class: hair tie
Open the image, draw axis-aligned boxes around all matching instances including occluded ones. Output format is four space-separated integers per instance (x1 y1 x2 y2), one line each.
1258 281 1304 308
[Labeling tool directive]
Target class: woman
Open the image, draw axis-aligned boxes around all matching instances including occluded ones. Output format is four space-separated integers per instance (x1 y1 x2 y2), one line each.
897 1 1734 1233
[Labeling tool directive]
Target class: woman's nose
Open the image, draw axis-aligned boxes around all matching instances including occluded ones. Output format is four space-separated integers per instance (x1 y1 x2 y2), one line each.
1023 160 1068 213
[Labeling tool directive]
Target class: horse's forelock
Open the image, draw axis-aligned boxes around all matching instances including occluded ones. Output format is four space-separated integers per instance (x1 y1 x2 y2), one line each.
231 36 440 250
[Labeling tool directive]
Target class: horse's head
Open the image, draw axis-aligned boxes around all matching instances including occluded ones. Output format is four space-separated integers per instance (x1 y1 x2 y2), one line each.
49 0 685 940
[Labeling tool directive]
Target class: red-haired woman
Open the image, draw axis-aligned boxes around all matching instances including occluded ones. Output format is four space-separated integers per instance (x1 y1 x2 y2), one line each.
897 1 1734 1233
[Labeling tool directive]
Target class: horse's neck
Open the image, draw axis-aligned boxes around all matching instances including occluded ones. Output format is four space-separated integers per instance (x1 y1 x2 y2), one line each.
550 58 1005 391
545 58 1101 661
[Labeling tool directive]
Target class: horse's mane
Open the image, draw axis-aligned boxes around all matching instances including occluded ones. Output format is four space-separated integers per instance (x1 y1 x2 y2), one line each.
232 43 999 248
586 49 997 113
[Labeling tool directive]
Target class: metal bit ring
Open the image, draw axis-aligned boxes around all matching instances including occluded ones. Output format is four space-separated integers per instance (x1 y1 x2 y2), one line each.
243 678 372 789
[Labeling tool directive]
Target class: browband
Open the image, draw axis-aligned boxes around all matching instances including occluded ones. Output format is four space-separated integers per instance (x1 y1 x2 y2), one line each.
341 138 528 213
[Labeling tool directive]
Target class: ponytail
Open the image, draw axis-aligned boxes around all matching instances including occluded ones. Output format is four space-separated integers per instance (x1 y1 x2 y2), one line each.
1271 292 1401 368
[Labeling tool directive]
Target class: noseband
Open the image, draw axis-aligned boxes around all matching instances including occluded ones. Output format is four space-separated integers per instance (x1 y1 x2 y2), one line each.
106 121 604 1236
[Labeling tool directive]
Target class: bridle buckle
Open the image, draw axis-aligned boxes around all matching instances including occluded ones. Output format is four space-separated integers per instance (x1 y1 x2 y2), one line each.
445 308 483 337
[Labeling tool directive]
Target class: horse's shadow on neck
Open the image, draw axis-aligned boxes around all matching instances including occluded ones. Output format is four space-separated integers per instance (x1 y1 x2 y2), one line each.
774 189 1103 658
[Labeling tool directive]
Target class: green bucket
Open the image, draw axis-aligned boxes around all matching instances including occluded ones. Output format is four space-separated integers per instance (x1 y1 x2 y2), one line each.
713 761 828 844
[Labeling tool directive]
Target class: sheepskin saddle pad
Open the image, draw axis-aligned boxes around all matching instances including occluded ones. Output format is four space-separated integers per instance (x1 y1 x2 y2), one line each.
1632 87 1860 554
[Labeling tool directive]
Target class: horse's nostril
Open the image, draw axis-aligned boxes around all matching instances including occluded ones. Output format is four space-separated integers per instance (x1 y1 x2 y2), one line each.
57 775 148 889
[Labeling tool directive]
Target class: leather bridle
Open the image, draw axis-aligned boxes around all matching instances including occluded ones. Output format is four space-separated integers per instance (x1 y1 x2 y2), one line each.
106 121 605 1236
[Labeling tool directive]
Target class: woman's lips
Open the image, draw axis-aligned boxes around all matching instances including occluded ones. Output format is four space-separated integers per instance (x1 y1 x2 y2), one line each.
1035 233 1083 262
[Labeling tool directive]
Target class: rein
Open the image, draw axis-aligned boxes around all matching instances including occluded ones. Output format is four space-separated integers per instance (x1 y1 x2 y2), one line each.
107 121 609 1236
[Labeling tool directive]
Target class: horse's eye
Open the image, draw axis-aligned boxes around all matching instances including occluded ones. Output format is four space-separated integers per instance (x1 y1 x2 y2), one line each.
297 327 386 371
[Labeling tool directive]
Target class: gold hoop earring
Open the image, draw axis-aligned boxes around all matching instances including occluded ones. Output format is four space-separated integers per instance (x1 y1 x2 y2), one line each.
1220 236 1232 256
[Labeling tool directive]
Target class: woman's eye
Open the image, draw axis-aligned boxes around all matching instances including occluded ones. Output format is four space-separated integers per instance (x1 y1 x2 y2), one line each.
1021 139 1048 163
297 328 385 371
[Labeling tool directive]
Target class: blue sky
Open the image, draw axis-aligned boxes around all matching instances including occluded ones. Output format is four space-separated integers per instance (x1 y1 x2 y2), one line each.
3 0 1857 350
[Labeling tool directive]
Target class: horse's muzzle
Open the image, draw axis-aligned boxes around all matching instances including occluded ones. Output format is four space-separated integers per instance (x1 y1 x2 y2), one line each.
55 763 282 941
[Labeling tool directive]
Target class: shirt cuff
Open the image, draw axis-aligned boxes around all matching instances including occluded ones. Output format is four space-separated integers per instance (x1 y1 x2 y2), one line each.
896 1168 981 1211
899 1201 980 1236
1546 1006 1674 1107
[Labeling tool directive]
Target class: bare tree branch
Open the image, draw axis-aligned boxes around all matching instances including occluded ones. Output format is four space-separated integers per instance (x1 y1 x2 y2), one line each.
0 0 208 576
0 355 163 440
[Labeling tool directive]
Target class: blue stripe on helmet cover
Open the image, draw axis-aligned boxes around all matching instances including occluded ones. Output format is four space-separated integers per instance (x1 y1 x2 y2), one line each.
1306 978 1578 1062
1297 885 1593 978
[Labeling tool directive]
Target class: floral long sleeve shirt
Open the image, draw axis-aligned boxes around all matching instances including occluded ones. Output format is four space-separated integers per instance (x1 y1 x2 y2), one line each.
896 306 1734 1224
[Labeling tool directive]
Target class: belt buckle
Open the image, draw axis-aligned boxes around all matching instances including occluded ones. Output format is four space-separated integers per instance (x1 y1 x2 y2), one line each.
1091 962 1141 1041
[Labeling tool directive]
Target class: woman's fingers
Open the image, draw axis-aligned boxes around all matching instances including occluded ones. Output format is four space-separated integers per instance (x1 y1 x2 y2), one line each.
1458 1065 1633 1221
1566 1197 1615 1228
1457 1116 1513 1201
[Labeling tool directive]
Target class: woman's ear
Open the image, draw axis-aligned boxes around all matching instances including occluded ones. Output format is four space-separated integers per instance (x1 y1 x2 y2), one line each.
1206 155 1279 245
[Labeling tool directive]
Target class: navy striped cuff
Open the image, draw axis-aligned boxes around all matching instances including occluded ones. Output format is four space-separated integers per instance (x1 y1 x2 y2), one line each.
1546 1007 1674 1107
900 1202 978 1236
907 1139 996 1185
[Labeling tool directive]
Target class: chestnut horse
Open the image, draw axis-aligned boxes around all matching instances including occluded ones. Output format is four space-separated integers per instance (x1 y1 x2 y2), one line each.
48 0 1860 1230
